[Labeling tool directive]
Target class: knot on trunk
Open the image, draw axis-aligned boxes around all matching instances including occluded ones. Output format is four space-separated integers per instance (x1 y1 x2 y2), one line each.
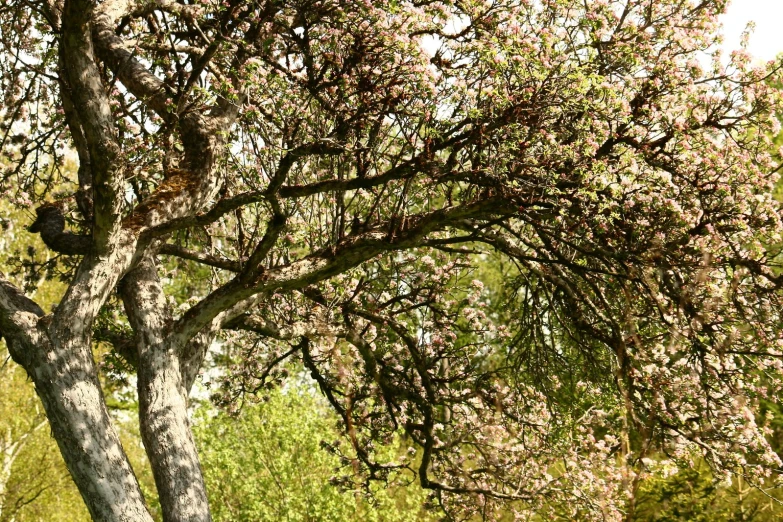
28 203 91 255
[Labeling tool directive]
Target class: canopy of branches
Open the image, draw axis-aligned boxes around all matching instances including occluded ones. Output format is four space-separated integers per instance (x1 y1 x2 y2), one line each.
1 0 783 520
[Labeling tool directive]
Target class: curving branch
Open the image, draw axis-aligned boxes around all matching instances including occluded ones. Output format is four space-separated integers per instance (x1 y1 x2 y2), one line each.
170 196 518 346
57 53 94 221
0 276 44 368
28 204 91 256
224 314 346 340
159 243 242 272
91 0 172 120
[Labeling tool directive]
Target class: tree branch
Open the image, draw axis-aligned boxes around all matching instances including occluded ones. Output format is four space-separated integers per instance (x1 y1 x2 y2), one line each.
91 0 172 121
170 196 517 346
61 0 123 254
0 276 44 369
28 204 91 256
224 314 346 340
159 243 241 272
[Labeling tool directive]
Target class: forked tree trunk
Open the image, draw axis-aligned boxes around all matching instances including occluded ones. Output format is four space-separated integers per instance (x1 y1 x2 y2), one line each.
3 260 215 522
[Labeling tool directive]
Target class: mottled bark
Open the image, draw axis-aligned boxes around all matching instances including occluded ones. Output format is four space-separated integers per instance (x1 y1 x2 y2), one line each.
5 2 525 521
120 259 211 522
25 335 153 522
61 0 123 255
28 204 92 256
0 275 153 522
17 0 240 514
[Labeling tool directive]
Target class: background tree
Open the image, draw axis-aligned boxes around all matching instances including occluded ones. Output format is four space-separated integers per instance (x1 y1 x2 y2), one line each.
196 383 434 522
1 0 783 521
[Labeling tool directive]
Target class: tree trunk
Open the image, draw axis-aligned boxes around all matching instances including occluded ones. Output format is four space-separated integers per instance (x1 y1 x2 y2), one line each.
138 349 210 522
1 247 155 522
122 259 212 522
0 0 239 516
21 336 152 522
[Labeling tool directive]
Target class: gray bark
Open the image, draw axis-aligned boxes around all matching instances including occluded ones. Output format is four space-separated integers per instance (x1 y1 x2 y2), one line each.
0 0 230 516
25 335 152 522
120 259 211 522
0 275 153 522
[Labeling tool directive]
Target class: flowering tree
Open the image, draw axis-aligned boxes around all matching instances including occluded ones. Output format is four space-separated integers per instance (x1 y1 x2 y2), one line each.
1 0 782 520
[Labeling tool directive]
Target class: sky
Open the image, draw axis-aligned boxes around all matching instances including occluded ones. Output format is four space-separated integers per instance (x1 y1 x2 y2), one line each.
722 0 783 62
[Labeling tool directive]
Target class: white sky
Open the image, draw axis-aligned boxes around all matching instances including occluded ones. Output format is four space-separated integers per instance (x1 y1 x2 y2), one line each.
722 0 783 62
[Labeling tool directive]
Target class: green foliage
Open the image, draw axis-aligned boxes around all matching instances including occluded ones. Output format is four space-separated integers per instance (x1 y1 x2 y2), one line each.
195 383 435 522
632 463 783 521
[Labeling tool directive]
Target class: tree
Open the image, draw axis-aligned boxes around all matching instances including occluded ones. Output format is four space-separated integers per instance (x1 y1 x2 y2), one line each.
0 201 156 522
195 382 433 522
0 346 79 522
0 202 84 522
0 0 782 520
